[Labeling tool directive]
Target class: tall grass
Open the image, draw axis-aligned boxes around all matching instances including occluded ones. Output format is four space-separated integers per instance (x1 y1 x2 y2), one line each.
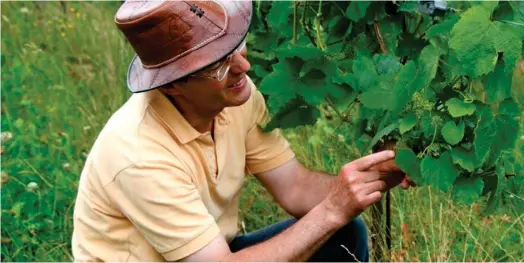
1 2 523 262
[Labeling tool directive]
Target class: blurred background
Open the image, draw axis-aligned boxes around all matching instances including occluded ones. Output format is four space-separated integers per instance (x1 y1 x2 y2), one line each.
1 1 523 262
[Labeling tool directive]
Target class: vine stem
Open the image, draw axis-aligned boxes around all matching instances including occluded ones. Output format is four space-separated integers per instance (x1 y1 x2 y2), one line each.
421 124 438 157
325 95 350 122
314 0 326 51
301 2 317 47
373 22 388 54
292 1 297 45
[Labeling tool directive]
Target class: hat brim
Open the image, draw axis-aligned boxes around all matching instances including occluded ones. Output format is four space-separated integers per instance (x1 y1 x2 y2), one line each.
126 1 252 93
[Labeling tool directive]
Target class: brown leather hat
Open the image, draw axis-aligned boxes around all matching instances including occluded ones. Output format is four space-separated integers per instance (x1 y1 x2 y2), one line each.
115 0 252 93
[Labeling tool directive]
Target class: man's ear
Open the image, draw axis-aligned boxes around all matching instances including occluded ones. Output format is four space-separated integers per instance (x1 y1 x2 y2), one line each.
159 82 182 96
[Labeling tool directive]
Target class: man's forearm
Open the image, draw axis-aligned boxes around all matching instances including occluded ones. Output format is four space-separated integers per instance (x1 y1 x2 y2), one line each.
221 202 342 262
289 170 335 218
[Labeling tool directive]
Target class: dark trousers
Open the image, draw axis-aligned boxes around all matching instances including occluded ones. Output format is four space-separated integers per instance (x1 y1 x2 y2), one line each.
229 216 369 262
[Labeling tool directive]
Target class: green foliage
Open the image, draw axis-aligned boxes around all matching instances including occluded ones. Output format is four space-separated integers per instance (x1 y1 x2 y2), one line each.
250 0 524 210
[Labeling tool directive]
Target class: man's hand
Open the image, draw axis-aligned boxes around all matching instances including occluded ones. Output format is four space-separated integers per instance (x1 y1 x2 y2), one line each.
321 150 400 225
371 159 417 190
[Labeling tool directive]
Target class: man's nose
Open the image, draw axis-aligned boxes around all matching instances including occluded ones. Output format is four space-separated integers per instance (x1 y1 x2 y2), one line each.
229 52 251 74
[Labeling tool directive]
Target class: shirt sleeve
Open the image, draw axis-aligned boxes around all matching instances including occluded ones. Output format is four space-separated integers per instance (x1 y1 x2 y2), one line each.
244 78 295 174
106 159 221 261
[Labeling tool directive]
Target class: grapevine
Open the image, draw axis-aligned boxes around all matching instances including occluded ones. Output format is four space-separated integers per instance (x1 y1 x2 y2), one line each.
248 0 523 210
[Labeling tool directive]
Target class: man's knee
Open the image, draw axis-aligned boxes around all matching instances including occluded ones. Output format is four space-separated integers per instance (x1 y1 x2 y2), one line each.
346 216 369 243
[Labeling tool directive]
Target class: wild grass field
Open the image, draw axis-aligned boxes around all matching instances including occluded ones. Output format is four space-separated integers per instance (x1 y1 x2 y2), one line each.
1 2 523 262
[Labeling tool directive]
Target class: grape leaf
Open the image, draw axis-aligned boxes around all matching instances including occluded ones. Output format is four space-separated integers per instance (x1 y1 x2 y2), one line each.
421 151 460 193
484 160 505 214
441 121 465 145
484 62 513 103
359 61 420 112
267 1 292 35
262 99 320 132
400 113 417 134
352 53 378 92
445 98 476 118
345 1 370 22
449 6 498 77
450 147 477 172
398 2 419 13
426 14 460 39
366 122 399 152
395 149 424 185
489 21 523 73
259 57 301 111
474 99 520 166
417 44 440 88
452 177 484 205
377 18 402 54
373 54 402 76
276 45 325 60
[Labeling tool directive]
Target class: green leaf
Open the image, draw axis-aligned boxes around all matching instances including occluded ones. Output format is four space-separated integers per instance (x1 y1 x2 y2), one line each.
345 1 370 22
366 122 399 152
445 98 476 118
450 147 477 172
417 45 440 88
449 6 498 77
267 1 292 33
421 151 460 192
262 99 320 132
377 18 402 54
484 160 505 214
400 113 418 134
474 99 520 166
352 53 378 92
395 149 424 185
398 2 419 13
484 62 513 103
359 61 420 112
452 177 484 205
426 14 460 39
442 121 465 145
276 45 325 60
489 21 523 73
259 57 301 111
373 54 402 76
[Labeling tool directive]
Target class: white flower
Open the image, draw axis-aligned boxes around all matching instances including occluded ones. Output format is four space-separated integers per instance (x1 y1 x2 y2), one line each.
20 7 29 14
1 132 13 143
63 163 71 170
27 182 38 191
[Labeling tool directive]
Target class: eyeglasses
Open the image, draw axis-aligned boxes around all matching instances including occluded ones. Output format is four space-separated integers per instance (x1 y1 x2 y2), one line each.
190 38 247 81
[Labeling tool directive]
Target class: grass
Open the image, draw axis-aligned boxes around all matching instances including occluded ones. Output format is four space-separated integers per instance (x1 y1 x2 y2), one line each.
1 2 523 262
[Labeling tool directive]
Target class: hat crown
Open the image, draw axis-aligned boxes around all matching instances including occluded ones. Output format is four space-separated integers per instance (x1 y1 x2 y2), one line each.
115 0 227 68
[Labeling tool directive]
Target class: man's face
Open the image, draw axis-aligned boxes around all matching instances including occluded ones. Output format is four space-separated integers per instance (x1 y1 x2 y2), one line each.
165 46 252 113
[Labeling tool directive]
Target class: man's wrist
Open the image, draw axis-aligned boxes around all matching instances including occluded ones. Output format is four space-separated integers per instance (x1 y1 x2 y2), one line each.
314 201 347 230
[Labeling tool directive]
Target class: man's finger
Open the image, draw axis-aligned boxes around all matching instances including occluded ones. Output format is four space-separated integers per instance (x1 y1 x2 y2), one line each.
350 150 395 171
400 179 409 189
359 171 383 183
372 159 403 173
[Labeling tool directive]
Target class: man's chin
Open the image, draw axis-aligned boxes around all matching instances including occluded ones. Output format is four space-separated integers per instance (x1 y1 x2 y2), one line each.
227 87 251 107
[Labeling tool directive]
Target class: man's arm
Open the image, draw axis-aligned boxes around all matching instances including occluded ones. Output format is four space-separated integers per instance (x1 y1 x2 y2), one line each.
254 157 413 218
182 151 395 262
254 158 334 218
182 203 340 262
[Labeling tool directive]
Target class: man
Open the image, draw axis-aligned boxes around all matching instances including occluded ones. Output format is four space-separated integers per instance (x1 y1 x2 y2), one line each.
72 0 414 262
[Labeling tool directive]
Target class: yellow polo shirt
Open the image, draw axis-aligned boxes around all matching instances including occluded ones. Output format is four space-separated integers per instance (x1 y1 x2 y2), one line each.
72 77 295 262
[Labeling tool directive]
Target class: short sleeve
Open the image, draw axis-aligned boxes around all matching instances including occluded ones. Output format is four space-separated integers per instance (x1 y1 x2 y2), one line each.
106 160 221 261
245 79 295 174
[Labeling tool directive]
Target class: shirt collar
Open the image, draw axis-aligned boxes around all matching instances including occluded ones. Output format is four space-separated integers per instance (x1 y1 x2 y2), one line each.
146 89 230 144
